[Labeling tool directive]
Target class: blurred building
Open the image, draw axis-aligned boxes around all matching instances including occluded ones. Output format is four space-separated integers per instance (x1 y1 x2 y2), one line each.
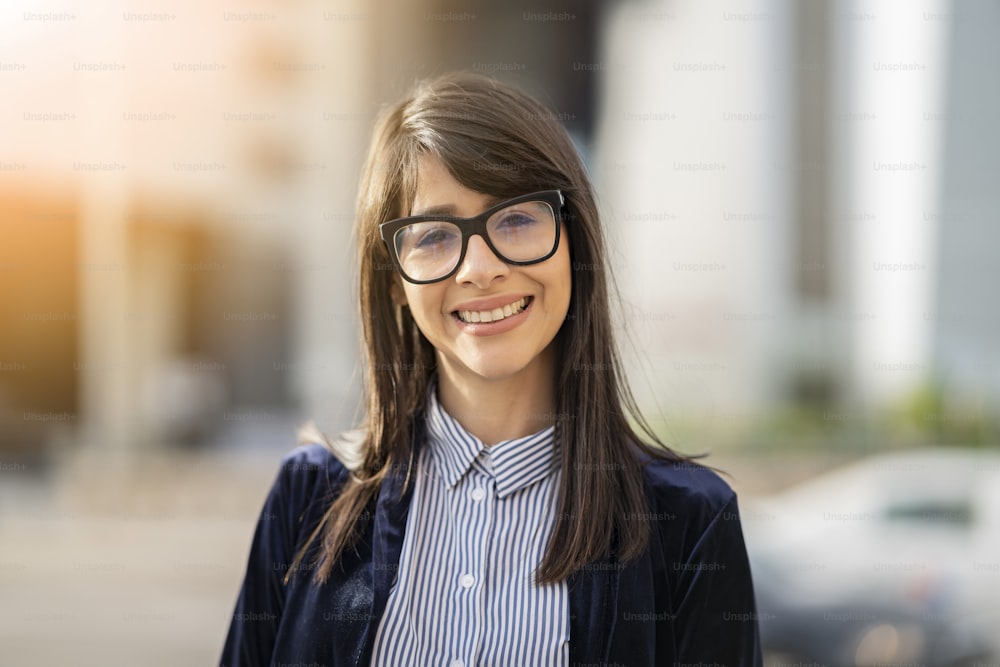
1 0 371 461
0 0 604 464
931 0 1000 419
1 0 997 467
597 0 998 436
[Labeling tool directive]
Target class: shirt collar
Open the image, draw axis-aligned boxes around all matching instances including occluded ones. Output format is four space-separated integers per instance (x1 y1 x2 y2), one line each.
425 385 560 499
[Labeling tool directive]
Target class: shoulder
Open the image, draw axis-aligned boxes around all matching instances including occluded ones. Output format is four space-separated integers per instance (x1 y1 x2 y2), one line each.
267 430 364 511
276 442 347 480
637 453 740 536
295 423 366 472
630 453 751 579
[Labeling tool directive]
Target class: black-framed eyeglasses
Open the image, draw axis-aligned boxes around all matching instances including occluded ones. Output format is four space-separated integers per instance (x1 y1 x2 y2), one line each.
379 190 564 284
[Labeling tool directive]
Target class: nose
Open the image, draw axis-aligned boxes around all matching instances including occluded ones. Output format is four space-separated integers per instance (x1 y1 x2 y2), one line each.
454 234 508 287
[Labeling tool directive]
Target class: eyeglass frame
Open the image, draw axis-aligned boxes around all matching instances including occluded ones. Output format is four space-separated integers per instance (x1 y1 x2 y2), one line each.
378 189 565 285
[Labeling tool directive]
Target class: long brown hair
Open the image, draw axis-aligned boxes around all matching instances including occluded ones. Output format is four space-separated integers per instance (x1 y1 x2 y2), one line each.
289 72 687 586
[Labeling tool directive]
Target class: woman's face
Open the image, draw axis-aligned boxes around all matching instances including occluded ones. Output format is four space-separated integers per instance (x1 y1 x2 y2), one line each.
398 153 572 388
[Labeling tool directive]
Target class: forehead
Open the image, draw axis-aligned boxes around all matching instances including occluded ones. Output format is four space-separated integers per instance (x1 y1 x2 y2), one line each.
411 153 499 217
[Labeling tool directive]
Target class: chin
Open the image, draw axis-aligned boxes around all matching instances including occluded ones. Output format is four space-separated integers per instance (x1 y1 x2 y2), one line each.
465 360 531 381
449 351 538 382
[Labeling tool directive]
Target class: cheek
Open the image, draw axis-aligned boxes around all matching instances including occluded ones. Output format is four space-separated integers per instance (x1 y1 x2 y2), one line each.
401 285 444 331
552 250 573 308
537 261 573 320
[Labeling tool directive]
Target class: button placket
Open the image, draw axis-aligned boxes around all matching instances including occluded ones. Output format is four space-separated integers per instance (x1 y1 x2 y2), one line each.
460 452 495 666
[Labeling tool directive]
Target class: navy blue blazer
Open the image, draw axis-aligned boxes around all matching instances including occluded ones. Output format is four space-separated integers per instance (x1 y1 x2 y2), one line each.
222 428 762 666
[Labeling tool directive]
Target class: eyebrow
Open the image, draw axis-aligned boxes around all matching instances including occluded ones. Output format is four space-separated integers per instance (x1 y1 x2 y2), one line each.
411 195 504 218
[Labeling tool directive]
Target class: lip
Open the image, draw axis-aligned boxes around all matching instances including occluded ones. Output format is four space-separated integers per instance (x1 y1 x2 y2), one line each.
450 293 533 313
451 296 534 336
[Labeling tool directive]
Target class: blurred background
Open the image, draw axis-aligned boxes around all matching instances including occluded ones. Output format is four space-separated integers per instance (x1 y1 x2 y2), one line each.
1 0 998 664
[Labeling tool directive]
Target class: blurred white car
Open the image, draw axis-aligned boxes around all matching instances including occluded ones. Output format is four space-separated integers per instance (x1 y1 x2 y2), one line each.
741 447 1000 666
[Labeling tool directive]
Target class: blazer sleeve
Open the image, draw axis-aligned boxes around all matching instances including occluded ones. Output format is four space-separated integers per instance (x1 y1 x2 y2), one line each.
672 495 762 666
220 445 329 666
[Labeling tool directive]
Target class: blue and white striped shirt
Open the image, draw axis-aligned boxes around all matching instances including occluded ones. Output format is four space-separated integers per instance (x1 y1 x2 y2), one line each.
370 388 569 667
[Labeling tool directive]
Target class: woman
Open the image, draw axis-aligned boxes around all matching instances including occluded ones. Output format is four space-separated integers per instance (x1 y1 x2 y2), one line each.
222 72 761 666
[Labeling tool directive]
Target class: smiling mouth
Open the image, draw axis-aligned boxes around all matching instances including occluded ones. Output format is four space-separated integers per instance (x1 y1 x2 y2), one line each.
455 296 532 324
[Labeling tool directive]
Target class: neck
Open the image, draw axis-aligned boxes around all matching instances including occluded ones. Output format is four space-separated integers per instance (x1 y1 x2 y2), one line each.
435 351 557 447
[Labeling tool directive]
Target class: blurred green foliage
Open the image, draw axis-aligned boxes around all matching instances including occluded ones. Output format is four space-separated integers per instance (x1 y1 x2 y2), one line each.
643 381 999 457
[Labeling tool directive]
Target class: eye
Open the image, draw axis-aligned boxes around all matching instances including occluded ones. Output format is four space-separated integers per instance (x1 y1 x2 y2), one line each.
412 223 459 250
495 210 541 229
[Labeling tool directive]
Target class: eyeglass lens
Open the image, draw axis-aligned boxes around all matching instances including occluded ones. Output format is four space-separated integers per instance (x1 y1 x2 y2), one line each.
393 200 557 282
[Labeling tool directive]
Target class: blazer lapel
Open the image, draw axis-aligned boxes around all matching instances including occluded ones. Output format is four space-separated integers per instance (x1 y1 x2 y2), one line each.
568 548 620 665
353 423 423 666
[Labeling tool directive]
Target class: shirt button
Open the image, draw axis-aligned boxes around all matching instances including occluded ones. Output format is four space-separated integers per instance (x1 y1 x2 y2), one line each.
471 488 486 502
450 660 464 667
460 574 475 588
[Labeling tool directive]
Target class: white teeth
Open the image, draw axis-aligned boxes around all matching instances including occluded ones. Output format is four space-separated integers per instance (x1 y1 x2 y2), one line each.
457 297 529 324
